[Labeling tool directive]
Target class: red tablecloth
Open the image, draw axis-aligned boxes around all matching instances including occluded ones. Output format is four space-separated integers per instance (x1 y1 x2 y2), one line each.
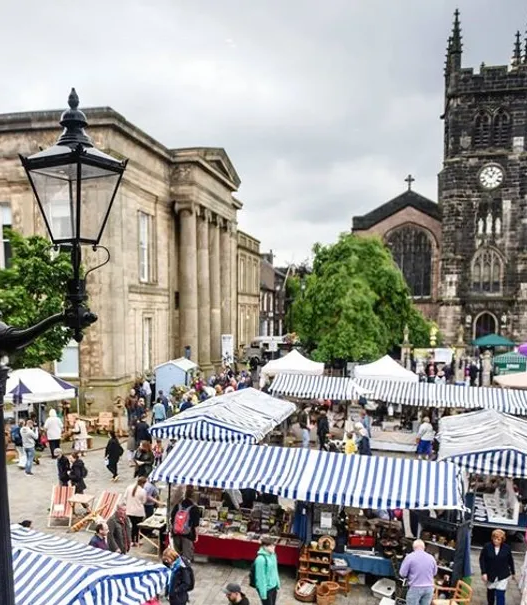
195 534 300 566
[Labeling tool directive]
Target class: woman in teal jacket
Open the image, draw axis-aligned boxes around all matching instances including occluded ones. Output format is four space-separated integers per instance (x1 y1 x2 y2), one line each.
254 536 280 604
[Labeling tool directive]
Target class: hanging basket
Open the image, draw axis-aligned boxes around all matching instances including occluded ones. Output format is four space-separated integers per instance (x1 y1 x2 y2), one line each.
294 578 317 603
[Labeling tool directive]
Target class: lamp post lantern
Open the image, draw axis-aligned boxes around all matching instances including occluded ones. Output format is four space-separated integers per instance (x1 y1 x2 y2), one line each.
0 89 127 605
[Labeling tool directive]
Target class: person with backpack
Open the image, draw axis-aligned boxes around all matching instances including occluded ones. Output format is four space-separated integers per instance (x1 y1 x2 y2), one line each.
162 546 194 605
69 451 88 494
251 536 280 605
170 486 201 561
10 419 25 466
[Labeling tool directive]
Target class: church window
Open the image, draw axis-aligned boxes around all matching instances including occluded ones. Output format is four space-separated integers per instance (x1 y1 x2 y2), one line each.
471 248 503 293
385 226 432 298
473 111 491 148
492 109 511 148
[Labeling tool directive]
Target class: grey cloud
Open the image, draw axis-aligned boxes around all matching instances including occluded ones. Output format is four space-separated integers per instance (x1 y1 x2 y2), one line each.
0 0 525 262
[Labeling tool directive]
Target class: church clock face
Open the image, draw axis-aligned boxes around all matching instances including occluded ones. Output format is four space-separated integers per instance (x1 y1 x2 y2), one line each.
478 164 504 190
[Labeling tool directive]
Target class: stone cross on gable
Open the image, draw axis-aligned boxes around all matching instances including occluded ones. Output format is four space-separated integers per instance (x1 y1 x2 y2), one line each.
405 174 415 191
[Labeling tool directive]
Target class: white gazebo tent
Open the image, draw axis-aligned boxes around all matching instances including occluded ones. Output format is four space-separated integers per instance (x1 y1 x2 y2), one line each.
494 372 527 389
354 355 418 382
261 349 324 379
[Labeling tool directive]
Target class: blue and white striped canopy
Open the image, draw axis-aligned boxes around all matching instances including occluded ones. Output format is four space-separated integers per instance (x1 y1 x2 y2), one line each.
355 378 527 415
151 440 465 510
11 524 168 605
150 387 295 443
270 373 368 400
438 409 527 477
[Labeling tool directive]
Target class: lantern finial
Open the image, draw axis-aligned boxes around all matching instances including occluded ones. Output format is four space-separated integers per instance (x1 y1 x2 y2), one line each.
57 87 92 148
68 88 79 110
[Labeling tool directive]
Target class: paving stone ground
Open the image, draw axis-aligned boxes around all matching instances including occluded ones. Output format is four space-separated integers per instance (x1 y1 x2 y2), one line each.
6 438 524 604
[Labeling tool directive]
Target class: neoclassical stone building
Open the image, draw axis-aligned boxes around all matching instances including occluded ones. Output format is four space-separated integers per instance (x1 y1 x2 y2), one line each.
0 104 246 408
236 230 260 353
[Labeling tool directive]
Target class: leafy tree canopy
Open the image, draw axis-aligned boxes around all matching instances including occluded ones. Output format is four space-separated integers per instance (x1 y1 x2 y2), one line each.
291 233 433 363
0 230 73 368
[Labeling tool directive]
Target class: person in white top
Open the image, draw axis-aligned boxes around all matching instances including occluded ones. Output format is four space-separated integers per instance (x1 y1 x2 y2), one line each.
416 416 435 460
43 409 63 459
73 418 89 455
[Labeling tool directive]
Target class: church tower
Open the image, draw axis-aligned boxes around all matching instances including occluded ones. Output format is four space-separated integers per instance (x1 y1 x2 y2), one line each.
438 10 527 343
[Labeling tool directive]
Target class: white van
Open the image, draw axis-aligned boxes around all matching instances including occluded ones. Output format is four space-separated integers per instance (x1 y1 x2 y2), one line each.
244 336 285 364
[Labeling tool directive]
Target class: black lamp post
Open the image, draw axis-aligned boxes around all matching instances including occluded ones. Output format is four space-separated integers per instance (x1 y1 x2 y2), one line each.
0 89 127 605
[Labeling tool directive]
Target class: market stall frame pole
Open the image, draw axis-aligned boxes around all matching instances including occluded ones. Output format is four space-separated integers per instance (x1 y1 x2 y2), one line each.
0 89 126 605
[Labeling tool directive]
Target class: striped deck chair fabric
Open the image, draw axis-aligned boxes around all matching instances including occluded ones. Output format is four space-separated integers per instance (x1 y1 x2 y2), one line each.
87 491 120 530
48 485 75 527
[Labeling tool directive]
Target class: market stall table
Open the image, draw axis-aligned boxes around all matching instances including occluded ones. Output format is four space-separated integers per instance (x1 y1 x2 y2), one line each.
338 552 394 577
195 533 300 566
69 493 95 517
138 508 167 559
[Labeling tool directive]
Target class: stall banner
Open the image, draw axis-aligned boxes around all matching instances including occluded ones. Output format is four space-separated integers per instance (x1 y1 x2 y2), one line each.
221 334 234 365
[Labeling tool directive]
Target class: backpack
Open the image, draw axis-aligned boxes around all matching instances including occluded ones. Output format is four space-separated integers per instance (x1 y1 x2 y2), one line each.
172 505 191 535
249 554 266 588
81 464 88 478
182 557 195 592
10 426 22 447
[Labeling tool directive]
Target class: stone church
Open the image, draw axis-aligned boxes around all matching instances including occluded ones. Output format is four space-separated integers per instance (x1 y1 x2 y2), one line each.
353 11 527 345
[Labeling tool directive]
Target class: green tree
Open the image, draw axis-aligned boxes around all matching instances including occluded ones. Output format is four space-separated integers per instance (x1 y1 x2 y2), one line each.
292 233 432 363
0 230 73 368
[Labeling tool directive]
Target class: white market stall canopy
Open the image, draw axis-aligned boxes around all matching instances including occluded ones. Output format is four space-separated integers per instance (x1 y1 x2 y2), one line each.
270 373 368 400
438 409 527 478
355 378 527 415
150 387 295 443
261 349 324 379
5 368 76 403
152 440 465 511
494 372 527 389
11 524 168 605
354 355 418 382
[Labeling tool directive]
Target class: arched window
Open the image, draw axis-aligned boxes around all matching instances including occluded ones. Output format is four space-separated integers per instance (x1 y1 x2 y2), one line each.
471 248 503 293
492 109 511 149
474 312 498 339
385 227 432 298
473 111 491 148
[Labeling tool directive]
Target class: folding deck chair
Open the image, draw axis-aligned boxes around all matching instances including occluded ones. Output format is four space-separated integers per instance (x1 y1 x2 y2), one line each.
48 485 75 528
87 490 120 531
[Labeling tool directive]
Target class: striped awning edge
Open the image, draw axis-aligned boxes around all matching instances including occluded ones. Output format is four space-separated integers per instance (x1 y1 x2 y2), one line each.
270 374 366 400
151 440 465 511
11 524 168 605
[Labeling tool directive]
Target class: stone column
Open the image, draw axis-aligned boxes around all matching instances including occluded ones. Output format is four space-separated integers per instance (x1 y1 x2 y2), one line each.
481 350 492 387
209 217 222 367
197 208 212 373
176 202 198 360
230 224 238 348
220 221 232 337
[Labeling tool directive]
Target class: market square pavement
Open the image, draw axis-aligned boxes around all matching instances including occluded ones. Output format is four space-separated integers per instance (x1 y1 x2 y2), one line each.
7 438 523 604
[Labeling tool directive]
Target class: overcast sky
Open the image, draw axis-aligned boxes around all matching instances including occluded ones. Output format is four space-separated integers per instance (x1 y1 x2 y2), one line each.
1 1 525 264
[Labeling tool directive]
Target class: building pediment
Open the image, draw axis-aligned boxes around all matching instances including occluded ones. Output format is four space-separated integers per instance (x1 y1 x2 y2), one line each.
352 190 440 231
172 147 241 191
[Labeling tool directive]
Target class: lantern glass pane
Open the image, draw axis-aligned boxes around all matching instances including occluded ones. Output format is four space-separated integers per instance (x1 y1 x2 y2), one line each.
80 164 121 244
30 166 78 242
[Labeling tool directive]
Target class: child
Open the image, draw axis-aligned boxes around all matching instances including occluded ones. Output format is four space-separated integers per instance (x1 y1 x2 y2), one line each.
344 432 357 455
153 438 164 468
